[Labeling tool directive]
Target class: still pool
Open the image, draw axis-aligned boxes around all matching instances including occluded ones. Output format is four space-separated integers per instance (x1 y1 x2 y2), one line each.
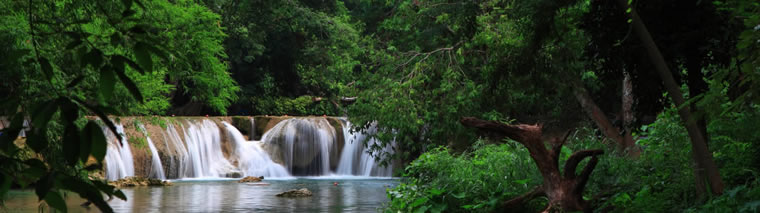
3 176 398 212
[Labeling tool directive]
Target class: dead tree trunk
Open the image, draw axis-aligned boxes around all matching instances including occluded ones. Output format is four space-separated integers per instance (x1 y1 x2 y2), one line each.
460 117 603 212
621 71 639 156
572 83 624 146
616 0 724 195
572 78 639 156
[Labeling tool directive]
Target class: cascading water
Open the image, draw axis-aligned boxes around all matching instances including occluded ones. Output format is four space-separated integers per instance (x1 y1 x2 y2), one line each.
260 118 338 176
103 117 395 180
336 120 394 177
173 120 238 178
104 124 134 180
222 122 290 177
138 124 166 180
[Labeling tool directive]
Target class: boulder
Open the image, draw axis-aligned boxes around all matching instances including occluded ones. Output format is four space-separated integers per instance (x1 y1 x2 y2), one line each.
226 171 243 178
238 176 264 183
109 176 172 188
276 188 313 197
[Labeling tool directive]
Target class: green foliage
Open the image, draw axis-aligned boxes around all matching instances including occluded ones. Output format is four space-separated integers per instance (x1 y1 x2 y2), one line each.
706 0 760 107
687 182 760 212
385 144 543 213
127 135 147 149
250 95 337 116
146 116 167 129
0 0 234 212
210 0 362 115
142 0 239 114
588 108 698 212
588 105 760 212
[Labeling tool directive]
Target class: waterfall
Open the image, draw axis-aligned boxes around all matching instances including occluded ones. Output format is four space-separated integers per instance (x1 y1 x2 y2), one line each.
138 124 166 180
163 122 191 179
222 122 290 177
336 120 394 177
178 119 238 178
260 118 338 176
103 116 395 180
104 124 134 180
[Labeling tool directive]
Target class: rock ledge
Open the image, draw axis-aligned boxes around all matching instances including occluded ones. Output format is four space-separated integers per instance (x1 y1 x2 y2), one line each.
276 188 312 197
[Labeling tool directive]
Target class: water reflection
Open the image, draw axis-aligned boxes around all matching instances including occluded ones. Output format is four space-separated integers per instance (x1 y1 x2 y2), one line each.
3 178 397 213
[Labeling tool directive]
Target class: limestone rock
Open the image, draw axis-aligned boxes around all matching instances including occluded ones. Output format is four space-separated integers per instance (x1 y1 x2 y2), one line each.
238 176 264 183
226 171 243 178
109 176 172 188
276 188 313 197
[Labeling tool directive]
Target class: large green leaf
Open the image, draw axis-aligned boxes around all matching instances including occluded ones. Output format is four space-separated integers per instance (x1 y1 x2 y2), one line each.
35 174 53 200
60 176 114 213
25 129 48 153
44 191 67 213
84 121 108 162
134 42 153 73
114 64 144 103
0 172 12 198
99 68 116 102
31 101 58 130
23 159 47 180
62 125 81 165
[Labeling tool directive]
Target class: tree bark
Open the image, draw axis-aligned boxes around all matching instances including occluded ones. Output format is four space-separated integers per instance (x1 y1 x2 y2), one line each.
616 0 724 195
621 71 639 156
572 83 625 146
460 117 603 212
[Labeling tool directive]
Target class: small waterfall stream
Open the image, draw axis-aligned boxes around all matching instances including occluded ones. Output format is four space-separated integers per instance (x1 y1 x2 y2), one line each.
336 120 394 176
104 124 134 180
138 124 165 180
222 122 290 177
103 117 394 180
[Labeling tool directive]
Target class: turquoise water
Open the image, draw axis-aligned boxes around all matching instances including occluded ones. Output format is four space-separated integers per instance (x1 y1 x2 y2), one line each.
3 177 398 213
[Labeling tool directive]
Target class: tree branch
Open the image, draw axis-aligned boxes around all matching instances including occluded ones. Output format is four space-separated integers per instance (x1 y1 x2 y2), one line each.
459 117 541 144
551 129 573 163
574 156 600 195
563 149 603 179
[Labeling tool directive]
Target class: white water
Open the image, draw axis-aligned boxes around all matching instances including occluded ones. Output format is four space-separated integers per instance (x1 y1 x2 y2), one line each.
336 120 394 177
260 118 337 176
138 124 166 180
179 120 237 178
104 117 394 180
222 122 290 177
104 124 134 180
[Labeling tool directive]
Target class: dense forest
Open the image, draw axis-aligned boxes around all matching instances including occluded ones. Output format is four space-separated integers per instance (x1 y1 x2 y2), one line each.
1 0 759 212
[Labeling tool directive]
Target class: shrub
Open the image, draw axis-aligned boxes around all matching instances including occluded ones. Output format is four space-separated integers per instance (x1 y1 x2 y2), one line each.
385 143 543 212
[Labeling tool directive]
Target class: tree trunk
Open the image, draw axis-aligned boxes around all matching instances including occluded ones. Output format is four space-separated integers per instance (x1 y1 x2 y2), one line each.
571 75 638 155
616 0 724 195
621 70 639 156
572 83 624 146
460 117 603 212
